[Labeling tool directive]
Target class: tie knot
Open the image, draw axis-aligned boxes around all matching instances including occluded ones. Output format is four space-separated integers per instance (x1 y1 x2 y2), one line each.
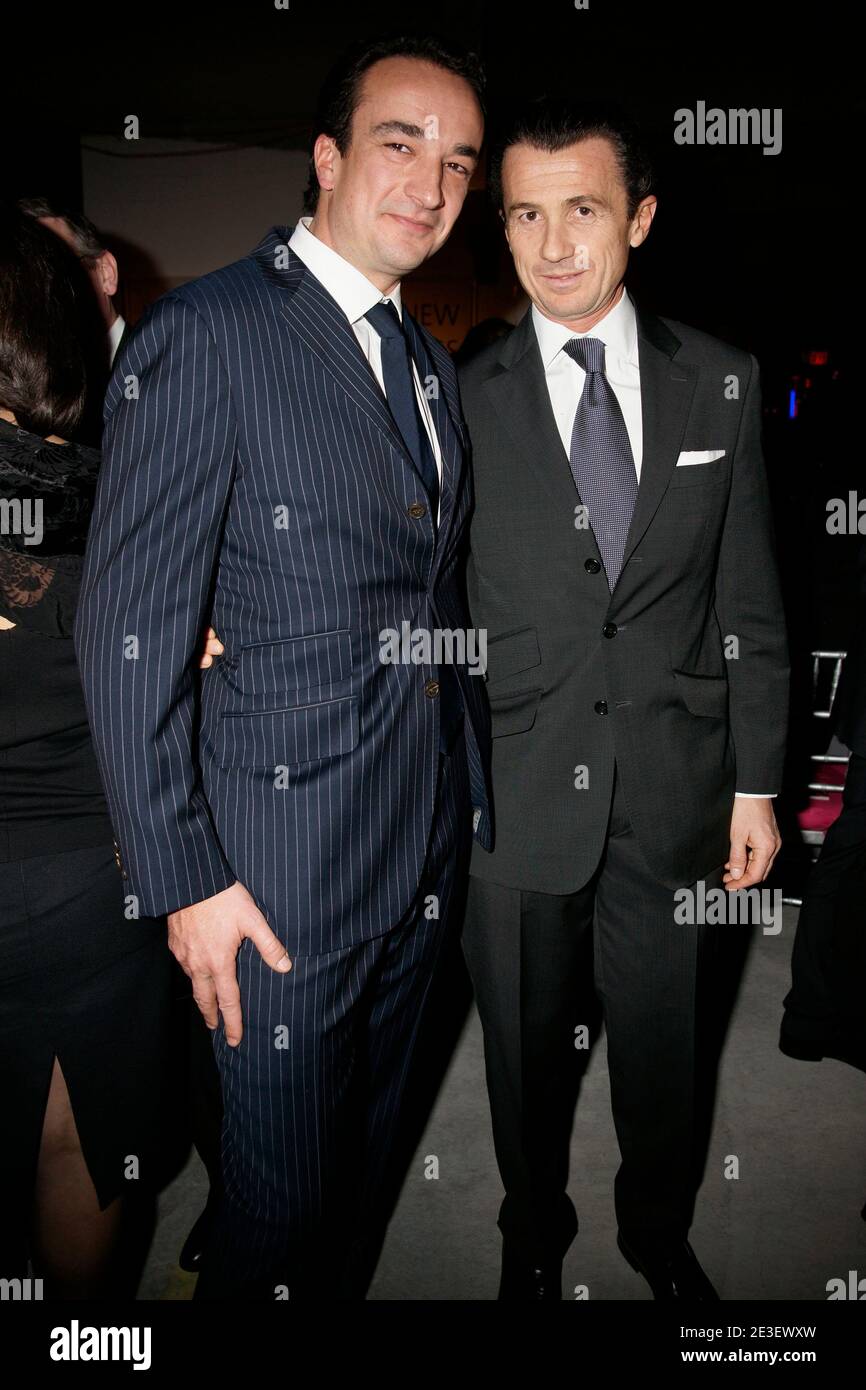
365 299 404 339
564 336 606 374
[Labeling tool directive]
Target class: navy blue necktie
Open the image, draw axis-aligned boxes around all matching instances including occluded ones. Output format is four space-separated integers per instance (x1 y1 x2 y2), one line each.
564 336 638 590
365 299 440 516
366 299 462 751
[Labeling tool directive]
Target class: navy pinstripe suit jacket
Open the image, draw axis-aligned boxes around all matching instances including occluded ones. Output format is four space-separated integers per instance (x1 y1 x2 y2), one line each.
74 227 492 955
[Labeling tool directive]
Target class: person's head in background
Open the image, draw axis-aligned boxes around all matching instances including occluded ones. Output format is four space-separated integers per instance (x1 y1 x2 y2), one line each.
0 202 90 441
488 98 657 333
303 34 486 293
18 197 120 335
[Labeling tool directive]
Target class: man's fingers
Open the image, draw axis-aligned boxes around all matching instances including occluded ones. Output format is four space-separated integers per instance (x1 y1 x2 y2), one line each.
761 836 782 881
724 837 749 884
725 840 777 890
191 974 220 1031
197 627 224 669
215 972 244 1047
730 856 768 889
246 919 292 974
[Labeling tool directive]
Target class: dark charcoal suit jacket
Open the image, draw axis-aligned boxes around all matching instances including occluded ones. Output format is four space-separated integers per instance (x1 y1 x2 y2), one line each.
74 227 492 954
459 301 789 894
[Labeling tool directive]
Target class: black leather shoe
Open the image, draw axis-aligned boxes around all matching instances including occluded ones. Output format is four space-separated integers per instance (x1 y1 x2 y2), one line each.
617 1231 719 1301
179 1196 219 1273
498 1246 562 1301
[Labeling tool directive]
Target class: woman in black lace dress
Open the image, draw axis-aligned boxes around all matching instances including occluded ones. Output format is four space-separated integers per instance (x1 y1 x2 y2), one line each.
0 206 219 1297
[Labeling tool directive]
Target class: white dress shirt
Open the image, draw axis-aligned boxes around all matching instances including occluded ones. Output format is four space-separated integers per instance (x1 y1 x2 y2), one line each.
532 289 772 800
108 314 126 368
532 288 643 477
288 216 442 520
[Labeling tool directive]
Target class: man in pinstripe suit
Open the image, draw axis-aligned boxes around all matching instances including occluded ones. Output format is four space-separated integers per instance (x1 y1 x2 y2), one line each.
74 36 490 1299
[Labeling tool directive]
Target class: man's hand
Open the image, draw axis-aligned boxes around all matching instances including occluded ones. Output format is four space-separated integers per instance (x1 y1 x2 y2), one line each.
198 626 224 669
168 881 292 1046
723 798 781 890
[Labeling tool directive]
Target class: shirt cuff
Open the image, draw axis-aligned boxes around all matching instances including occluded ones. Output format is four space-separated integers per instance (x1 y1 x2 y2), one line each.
734 792 777 798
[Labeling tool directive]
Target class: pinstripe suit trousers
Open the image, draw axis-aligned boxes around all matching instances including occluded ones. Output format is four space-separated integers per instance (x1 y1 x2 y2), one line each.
194 743 470 1300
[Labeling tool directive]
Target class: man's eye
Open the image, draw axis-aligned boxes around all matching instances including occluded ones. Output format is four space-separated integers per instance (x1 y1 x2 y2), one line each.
446 163 470 177
519 211 540 223
386 143 412 154
575 206 594 217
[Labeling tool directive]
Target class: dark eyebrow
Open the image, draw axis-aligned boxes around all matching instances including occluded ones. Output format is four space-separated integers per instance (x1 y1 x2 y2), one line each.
507 193 610 214
370 120 479 160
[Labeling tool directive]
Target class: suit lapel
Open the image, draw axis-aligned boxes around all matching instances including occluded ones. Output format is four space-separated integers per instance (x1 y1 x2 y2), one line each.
620 307 698 571
484 302 700 584
257 228 464 556
277 258 412 466
403 311 464 547
484 310 597 530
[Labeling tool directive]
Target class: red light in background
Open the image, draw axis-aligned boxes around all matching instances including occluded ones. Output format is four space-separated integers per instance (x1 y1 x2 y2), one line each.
807 351 829 366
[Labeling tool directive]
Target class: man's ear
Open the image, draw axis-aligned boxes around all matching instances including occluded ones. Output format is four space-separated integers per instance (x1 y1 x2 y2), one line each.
96 250 119 299
629 196 658 249
312 134 340 198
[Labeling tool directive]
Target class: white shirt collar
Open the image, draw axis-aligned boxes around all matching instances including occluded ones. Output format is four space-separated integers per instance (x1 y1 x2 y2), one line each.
288 215 403 324
107 314 126 365
532 288 638 371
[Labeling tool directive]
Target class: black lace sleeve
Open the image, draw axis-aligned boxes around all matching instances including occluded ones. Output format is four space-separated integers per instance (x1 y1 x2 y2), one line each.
0 420 100 639
0 544 83 638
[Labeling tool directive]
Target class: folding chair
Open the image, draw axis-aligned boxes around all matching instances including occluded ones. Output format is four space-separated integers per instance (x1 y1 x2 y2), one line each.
782 651 849 906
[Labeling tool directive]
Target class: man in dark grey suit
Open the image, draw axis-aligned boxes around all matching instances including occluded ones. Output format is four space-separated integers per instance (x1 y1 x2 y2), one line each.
458 99 789 1300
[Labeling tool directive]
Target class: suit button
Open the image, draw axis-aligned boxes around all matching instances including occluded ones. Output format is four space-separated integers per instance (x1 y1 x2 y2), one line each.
408 502 427 519
584 558 601 574
424 678 440 698
602 622 618 638
594 700 608 715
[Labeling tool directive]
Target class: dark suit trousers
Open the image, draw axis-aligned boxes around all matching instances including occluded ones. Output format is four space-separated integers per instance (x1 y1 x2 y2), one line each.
194 742 470 1300
462 763 724 1263
781 751 866 1055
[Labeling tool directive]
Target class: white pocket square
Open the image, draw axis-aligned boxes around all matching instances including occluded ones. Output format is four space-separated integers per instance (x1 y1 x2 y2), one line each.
676 449 726 466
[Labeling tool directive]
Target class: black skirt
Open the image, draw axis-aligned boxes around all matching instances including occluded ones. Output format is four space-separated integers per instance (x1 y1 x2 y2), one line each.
0 841 175 1246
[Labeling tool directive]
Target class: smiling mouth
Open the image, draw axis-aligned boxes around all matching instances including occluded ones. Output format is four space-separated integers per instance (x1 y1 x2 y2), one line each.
542 270 587 282
388 213 437 233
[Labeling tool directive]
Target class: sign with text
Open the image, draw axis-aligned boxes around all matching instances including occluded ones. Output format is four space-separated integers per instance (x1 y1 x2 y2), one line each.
401 282 473 354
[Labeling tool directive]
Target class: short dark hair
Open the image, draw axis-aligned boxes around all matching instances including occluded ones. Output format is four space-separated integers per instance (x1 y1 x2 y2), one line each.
17 196 108 262
303 34 486 215
488 97 654 220
0 203 91 437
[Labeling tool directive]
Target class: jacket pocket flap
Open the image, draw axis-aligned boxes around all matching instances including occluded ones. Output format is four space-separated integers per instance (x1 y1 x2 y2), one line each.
234 630 352 696
485 626 541 684
672 669 729 718
215 696 359 767
488 686 542 737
